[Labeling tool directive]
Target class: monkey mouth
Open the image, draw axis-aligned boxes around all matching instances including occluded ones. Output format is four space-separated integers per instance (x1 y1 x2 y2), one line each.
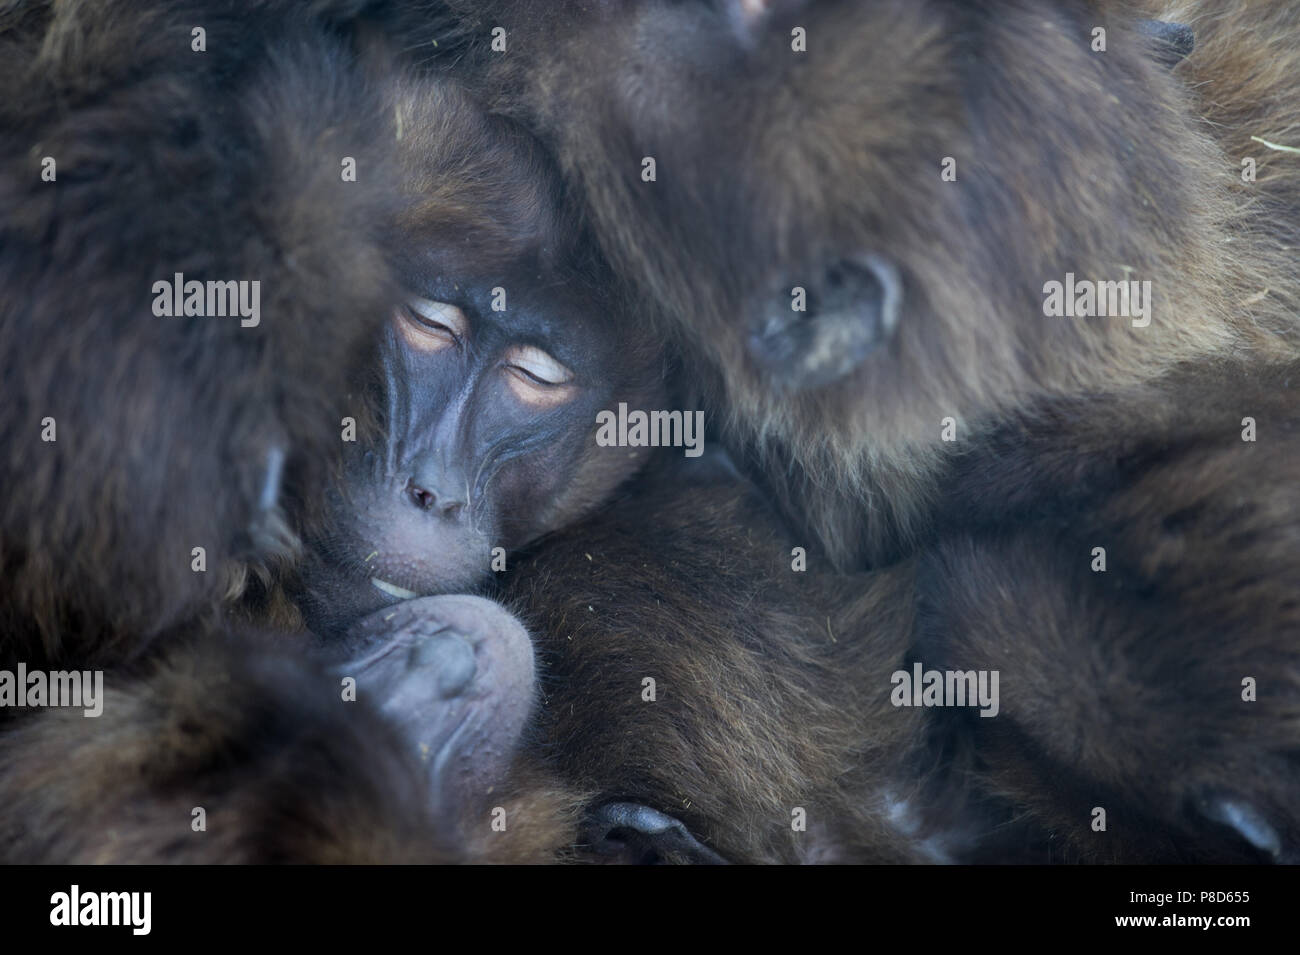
371 577 421 601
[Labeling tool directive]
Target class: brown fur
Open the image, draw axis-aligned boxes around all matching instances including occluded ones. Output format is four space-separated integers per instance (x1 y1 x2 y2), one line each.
501 461 928 863
0 0 585 864
0 638 439 863
457 0 1300 564
916 358 1300 861
0 0 410 667
0 633 588 863
11 0 1299 864
508 373 1300 861
427 0 1300 861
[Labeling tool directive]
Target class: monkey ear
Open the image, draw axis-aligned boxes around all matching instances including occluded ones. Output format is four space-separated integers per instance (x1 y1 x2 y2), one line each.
1136 20 1195 68
749 253 903 391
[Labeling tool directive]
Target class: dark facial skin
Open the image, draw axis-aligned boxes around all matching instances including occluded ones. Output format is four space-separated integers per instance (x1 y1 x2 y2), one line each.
303 256 679 849
317 268 655 621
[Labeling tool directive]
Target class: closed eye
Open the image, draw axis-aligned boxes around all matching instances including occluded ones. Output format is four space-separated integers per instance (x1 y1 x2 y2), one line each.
505 345 573 386
503 345 575 407
397 298 469 351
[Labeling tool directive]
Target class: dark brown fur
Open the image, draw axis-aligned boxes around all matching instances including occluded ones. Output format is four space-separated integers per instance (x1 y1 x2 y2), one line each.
10 0 1300 865
461 0 1300 564
0 0 586 863
505 382 1300 862
0 629 589 863
428 0 1300 860
501 461 929 863
0 0 409 667
915 359 1300 861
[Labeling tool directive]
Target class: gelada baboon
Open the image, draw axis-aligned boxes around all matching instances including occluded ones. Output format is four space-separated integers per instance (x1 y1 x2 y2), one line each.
0 0 932 866
0 0 591 863
458 0 1299 562
288 72 683 857
293 77 664 634
434 0 1300 860
0 0 394 669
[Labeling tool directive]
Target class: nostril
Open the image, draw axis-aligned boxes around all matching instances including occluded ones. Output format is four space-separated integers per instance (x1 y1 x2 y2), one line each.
406 477 466 516
407 478 436 510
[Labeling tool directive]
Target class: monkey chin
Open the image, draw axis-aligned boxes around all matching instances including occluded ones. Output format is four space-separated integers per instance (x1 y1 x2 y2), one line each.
298 512 496 635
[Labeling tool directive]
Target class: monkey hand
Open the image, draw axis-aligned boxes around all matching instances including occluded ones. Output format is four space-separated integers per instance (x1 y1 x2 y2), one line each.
340 595 537 821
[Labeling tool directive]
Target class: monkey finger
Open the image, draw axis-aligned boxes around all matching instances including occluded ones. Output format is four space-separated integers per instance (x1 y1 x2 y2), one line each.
339 595 537 818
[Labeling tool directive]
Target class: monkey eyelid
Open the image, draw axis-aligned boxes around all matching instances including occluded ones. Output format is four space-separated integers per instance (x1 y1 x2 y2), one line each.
502 344 574 386
403 298 470 340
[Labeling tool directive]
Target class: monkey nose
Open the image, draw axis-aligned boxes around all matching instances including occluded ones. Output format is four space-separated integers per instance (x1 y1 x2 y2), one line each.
406 476 467 517
409 632 477 699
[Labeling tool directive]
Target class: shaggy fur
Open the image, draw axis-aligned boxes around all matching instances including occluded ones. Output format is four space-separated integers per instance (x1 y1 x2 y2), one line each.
501 460 929 863
0 637 439 862
0 0 590 863
432 0 1300 860
0 629 588 863
506 367 1300 862
0 0 408 666
451 0 1300 563
917 359 1300 861
9 0 1298 864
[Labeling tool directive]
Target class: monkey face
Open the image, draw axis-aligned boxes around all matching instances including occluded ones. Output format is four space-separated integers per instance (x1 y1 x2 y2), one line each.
300 260 661 631
292 79 663 633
